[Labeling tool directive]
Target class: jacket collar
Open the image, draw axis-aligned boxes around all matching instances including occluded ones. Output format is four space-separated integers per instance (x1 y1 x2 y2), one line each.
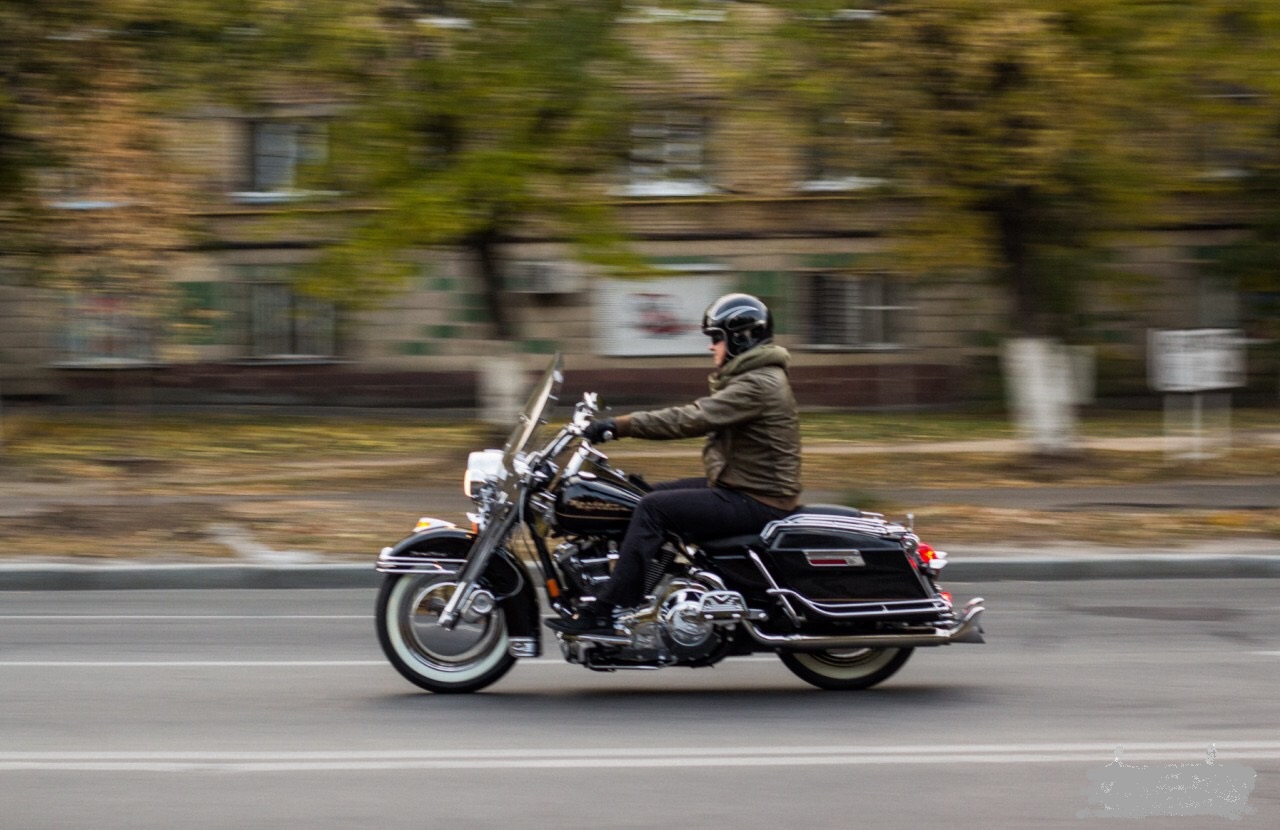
710 344 791 390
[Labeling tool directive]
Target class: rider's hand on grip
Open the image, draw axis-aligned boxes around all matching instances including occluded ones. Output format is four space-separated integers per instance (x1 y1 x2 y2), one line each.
582 418 617 444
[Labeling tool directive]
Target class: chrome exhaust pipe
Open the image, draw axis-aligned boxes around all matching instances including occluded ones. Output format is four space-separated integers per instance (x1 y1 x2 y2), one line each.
558 631 632 646
746 600 985 650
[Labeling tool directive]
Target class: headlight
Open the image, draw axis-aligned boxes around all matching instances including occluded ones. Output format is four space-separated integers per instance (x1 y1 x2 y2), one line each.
463 449 504 498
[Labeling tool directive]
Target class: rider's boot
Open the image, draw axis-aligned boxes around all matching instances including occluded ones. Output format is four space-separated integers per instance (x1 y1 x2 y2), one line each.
545 601 617 636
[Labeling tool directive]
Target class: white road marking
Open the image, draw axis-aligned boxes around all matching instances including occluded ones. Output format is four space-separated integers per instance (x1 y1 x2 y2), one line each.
0 661 387 668
3 742 1279 773
0 656 780 668
0 615 367 620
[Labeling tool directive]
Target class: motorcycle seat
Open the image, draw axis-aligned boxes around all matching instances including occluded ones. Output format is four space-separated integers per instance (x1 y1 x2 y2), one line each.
792 503 863 518
698 533 762 554
697 506 863 554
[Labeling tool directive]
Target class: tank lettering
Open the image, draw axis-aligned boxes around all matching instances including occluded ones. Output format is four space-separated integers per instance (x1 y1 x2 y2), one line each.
564 497 633 514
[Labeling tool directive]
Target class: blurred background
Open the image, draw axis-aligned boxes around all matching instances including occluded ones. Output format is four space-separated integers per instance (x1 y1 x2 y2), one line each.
1 0 1278 558
2 0 1277 405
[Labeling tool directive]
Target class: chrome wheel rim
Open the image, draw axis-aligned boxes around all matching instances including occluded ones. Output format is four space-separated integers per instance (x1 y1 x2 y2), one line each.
396 577 506 674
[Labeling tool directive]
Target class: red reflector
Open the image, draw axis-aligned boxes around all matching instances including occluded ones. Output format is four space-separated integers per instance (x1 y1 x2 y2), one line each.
918 542 936 563
940 591 953 606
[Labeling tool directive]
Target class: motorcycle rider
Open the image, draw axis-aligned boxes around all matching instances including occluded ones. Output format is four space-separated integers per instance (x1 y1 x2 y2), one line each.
546 292 802 636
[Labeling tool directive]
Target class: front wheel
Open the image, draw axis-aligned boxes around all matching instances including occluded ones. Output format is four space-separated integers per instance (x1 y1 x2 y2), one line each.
779 647 913 691
376 573 515 694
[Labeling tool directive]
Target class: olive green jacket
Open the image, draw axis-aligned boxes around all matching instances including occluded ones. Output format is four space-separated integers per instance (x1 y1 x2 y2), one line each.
615 345 802 510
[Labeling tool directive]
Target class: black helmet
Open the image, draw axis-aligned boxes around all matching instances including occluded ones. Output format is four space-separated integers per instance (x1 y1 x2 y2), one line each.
702 293 773 358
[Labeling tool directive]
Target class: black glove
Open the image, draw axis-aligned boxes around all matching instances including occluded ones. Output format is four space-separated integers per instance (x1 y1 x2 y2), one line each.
582 418 618 444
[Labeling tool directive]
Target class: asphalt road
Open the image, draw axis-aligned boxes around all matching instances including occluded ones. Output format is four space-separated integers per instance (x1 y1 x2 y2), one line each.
3 580 1277 829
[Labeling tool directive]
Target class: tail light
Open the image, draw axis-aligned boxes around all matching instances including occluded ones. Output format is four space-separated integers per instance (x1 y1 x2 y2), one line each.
911 539 948 575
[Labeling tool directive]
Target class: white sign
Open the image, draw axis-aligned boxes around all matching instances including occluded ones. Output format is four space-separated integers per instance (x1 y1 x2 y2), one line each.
1149 329 1246 393
595 274 729 356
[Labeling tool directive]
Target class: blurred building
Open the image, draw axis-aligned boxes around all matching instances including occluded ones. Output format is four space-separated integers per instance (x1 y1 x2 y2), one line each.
0 4 1259 410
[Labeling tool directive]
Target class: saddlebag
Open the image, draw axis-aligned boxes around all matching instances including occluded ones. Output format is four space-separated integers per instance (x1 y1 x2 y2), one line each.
755 511 948 620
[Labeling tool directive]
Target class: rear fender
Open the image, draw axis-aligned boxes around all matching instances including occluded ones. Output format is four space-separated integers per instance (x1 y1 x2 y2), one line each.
375 525 541 644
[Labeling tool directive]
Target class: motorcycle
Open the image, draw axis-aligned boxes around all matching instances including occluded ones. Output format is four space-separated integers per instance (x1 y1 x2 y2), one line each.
374 355 984 693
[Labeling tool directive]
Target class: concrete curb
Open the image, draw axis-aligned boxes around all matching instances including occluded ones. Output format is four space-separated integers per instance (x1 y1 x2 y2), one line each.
4 554 1280 590
0 563 381 591
945 554 1280 582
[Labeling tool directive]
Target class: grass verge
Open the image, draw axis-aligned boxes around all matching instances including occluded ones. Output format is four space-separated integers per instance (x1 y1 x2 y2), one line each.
1 409 1277 559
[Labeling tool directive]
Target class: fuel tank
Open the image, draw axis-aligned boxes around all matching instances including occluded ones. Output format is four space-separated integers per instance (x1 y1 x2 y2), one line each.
553 468 644 536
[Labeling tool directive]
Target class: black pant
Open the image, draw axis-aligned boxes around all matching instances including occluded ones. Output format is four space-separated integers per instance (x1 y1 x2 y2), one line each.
594 477 791 607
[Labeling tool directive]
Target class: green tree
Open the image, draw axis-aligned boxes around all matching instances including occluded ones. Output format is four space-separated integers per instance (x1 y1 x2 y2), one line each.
760 0 1208 339
0 1 204 351
0 1 359 355
1181 2 1280 347
299 0 641 338
0 0 348 252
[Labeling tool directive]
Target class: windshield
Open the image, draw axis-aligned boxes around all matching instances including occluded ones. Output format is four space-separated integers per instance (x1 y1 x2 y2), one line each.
500 353 564 470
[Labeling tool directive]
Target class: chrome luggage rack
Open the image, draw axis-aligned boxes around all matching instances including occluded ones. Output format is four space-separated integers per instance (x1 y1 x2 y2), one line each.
760 512 910 546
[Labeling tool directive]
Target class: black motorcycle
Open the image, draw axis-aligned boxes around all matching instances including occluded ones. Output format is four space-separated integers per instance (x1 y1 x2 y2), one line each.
374 355 984 693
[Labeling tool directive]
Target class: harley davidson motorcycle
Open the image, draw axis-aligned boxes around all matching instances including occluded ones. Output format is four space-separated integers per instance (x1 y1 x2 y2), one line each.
374 355 984 693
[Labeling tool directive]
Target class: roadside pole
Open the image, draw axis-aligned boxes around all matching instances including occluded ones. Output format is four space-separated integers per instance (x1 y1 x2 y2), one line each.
478 355 525 427
1002 338 1094 455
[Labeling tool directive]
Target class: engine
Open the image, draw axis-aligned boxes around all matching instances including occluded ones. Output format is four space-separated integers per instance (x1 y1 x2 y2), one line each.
556 566 748 669
657 586 720 658
552 539 615 596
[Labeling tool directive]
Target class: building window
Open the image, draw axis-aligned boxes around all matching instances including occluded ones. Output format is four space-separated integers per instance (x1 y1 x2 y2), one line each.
1192 87 1264 182
39 168 127 211
622 110 715 197
236 267 337 358
800 111 888 192
60 289 153 364
624 4 728 23
1193 273 1238 329
237 120 330 202
801 271 911 349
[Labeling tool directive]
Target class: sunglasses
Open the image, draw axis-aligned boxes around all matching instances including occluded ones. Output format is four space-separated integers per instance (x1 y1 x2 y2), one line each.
707 331 726 344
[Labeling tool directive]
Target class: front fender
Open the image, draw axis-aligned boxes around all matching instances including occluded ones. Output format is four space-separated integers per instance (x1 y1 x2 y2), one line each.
374 524 542 645
376 524 474 573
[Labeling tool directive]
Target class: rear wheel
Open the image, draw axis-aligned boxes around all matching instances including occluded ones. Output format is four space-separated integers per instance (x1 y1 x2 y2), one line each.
376 572 514 694
779 647 913 690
